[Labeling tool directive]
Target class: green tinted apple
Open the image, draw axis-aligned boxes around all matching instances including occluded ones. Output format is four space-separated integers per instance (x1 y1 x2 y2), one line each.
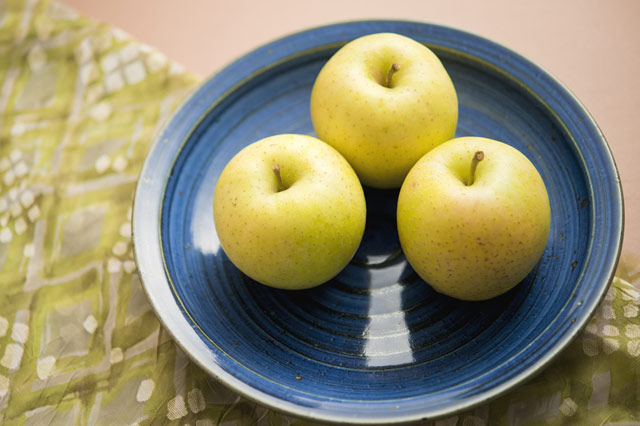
397 137 551 300
311 32 458 188
213 134 366 290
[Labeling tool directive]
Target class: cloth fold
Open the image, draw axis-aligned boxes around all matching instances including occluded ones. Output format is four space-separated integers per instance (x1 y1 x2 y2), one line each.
0 1 637 424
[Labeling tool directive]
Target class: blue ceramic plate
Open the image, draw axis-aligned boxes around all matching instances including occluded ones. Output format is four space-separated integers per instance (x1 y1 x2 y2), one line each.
133 21 623 424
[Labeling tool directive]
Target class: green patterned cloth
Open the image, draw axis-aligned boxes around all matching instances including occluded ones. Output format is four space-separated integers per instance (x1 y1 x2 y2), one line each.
0 1 638 424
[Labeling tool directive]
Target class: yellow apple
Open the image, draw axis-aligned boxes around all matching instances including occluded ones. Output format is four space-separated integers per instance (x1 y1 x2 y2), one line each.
310 32 458 188
397 137 551 300
213 134 366 290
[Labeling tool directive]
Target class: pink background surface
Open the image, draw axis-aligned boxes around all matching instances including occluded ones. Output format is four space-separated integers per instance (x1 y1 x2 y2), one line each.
65 0 639 256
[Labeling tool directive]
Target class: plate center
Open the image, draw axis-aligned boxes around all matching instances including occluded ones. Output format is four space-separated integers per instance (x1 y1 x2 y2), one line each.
341 187 414 290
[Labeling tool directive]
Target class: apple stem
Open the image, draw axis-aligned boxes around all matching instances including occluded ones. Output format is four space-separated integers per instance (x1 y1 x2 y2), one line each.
467 151 484 186
385 63 400 88
272 164 286 191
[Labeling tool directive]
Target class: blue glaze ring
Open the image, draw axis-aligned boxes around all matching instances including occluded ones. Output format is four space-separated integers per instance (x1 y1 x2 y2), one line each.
132 21 623 424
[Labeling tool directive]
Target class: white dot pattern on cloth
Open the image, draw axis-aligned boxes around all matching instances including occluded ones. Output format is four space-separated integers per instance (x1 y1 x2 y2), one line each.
107 258 122 273
167 395 188 420
95 155 111 173
625 324 640 338
559 398 578 416
14 217 27 235
11 323 28 343
582 338 599 357
627 340 640 357
14 161 28 177
110 347 123 363
20 190 34 208
602 338 619 354
27 205 41 222
83 315 98 334
120 222 131 238
112 156 127 172
0 228 13 243
136 379 154 402
187 388 206 413
89 101 111 121
624 304 639 318
112 241 128 256
601 305 616 320
1 343 24 370
123 260 136 274
37 356 56 379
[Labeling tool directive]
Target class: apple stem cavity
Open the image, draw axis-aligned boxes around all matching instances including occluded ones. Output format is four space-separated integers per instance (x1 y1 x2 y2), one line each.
385 63 400 88
272 164 286 192
467 151 484 186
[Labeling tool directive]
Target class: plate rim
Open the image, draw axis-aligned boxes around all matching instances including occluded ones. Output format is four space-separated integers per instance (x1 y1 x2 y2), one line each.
132 19 624 424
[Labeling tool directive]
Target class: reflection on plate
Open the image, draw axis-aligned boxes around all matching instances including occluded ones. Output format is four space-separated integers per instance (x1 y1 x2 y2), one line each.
133 21 623 424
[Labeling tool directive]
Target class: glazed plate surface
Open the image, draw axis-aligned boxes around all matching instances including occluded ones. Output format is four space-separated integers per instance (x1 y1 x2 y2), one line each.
132 21 623 424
